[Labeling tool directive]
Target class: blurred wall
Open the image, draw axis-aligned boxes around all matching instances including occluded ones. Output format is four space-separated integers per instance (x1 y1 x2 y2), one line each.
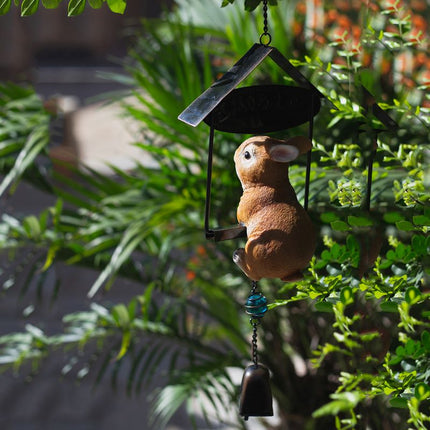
0 0 173 79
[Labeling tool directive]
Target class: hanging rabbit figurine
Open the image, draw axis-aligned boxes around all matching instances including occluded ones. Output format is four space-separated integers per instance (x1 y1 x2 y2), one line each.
233 135 316 282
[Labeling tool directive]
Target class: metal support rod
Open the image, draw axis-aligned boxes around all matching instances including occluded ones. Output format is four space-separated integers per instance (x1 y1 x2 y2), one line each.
364 134 377 211
304 96 314 211
204 119 215 238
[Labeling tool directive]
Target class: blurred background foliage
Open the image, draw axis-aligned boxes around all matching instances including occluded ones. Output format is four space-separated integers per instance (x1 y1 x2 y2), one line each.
0 0 429 429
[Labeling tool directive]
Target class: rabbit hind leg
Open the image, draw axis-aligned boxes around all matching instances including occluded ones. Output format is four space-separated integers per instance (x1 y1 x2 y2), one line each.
281 271 303 282
233 248 260 281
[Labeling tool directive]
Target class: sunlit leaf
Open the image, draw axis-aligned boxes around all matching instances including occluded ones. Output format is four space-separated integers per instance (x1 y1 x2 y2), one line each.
106 0 125 13
67 0 85 15
0 0 11 14
21 0 39 15
41 0 61 8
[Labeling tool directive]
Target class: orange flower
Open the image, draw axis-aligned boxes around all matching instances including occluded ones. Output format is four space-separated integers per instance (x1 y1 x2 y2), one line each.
418 70 430 86
368 1 380 12
196 245 207 257
314 34 327 45
335 0 350 11
384 0 404 10
415 52 427 67
326 9 338 24
362 52 373 67
411 14 427 31
337 14 352 29
296 3 306 14
381 58 392 74
408 28 425 44
293 21 303 36
401 77 415 88
411 0 427 11
186 270 196 281
331 26 348 43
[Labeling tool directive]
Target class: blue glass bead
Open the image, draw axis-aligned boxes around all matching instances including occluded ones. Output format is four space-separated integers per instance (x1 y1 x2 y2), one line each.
245 293 268 318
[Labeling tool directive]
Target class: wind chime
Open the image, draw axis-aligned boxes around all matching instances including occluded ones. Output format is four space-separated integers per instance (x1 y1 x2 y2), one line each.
178 0 400 420
179 0 324 420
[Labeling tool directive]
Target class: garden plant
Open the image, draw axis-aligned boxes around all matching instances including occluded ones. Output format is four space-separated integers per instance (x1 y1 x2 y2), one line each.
0 0 429 429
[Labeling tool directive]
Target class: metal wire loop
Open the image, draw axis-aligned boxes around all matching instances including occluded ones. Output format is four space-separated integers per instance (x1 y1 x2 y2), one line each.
259 32 272 46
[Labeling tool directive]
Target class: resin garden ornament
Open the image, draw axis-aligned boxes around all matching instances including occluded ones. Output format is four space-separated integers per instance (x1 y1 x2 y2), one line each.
233 135 316 282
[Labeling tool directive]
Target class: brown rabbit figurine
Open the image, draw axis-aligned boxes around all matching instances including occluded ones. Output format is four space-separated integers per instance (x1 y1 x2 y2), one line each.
233 135 316 282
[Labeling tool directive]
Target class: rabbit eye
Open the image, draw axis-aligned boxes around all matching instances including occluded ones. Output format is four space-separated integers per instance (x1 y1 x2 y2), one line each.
244 151 251 160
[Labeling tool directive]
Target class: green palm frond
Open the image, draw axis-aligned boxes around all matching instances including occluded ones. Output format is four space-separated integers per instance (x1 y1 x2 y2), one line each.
150 363 241 430
0 83 52 196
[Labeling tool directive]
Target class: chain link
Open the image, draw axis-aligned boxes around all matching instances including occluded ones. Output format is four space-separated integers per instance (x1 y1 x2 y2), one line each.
251 320 259 365
250 280 258 295
250 280 260 365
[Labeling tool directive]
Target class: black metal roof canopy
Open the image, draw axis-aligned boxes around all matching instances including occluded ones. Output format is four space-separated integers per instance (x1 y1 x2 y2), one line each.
178 43 323 132
178 43 325 242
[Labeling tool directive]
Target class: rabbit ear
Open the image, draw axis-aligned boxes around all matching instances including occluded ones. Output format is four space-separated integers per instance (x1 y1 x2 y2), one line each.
269 144 299 162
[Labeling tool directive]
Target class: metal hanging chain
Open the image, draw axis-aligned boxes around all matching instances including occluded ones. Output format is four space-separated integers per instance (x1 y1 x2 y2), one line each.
250 280 258 295
250 280 260 365
251 320 259 365
259 0 272 46
245 280 267 365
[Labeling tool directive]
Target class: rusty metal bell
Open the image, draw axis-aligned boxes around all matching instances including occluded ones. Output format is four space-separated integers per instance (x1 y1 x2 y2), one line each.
239 363 273 420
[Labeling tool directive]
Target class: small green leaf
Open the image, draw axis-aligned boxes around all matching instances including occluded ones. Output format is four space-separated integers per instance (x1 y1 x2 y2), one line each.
41 245 58 272
23 215 41 238
347 215 373 227
112 304 130 328
421 331 430 352
340 287 354 305
106 0 125 13
313 399 351 417
389 397 408 409
313 392 362 417
405 286 421 305
116 330 131 360
21 0 39 15
88 0 102 7
383 212 404 223
321 250 332 261
396 220 416 231
0 0 12 14
331 243 341 259
411 235 426 253
315 301 334 312
67 0 85 16
331 220 351 231
346 234 359 251
41 0 61 8
321 212 339 223
380 301 398 313
413 215 430 226
414 383 430 401
244 0 261 11
405 338 417 355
